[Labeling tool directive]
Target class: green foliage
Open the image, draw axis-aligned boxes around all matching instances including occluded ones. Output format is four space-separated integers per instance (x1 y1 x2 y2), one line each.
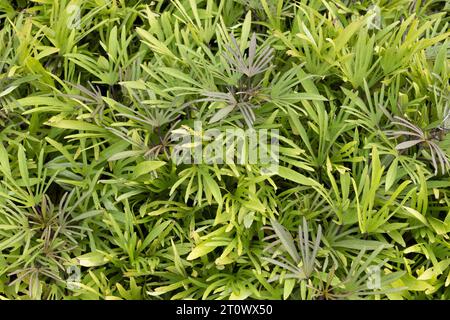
0 0 449 300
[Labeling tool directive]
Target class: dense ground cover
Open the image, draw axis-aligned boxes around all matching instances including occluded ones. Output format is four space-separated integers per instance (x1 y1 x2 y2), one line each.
0 0 449 300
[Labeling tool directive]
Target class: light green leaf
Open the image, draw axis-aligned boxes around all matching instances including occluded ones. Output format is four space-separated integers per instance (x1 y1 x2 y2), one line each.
278 167 319 186
17 145 29 187
133 161 166 178
75 251 109 267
